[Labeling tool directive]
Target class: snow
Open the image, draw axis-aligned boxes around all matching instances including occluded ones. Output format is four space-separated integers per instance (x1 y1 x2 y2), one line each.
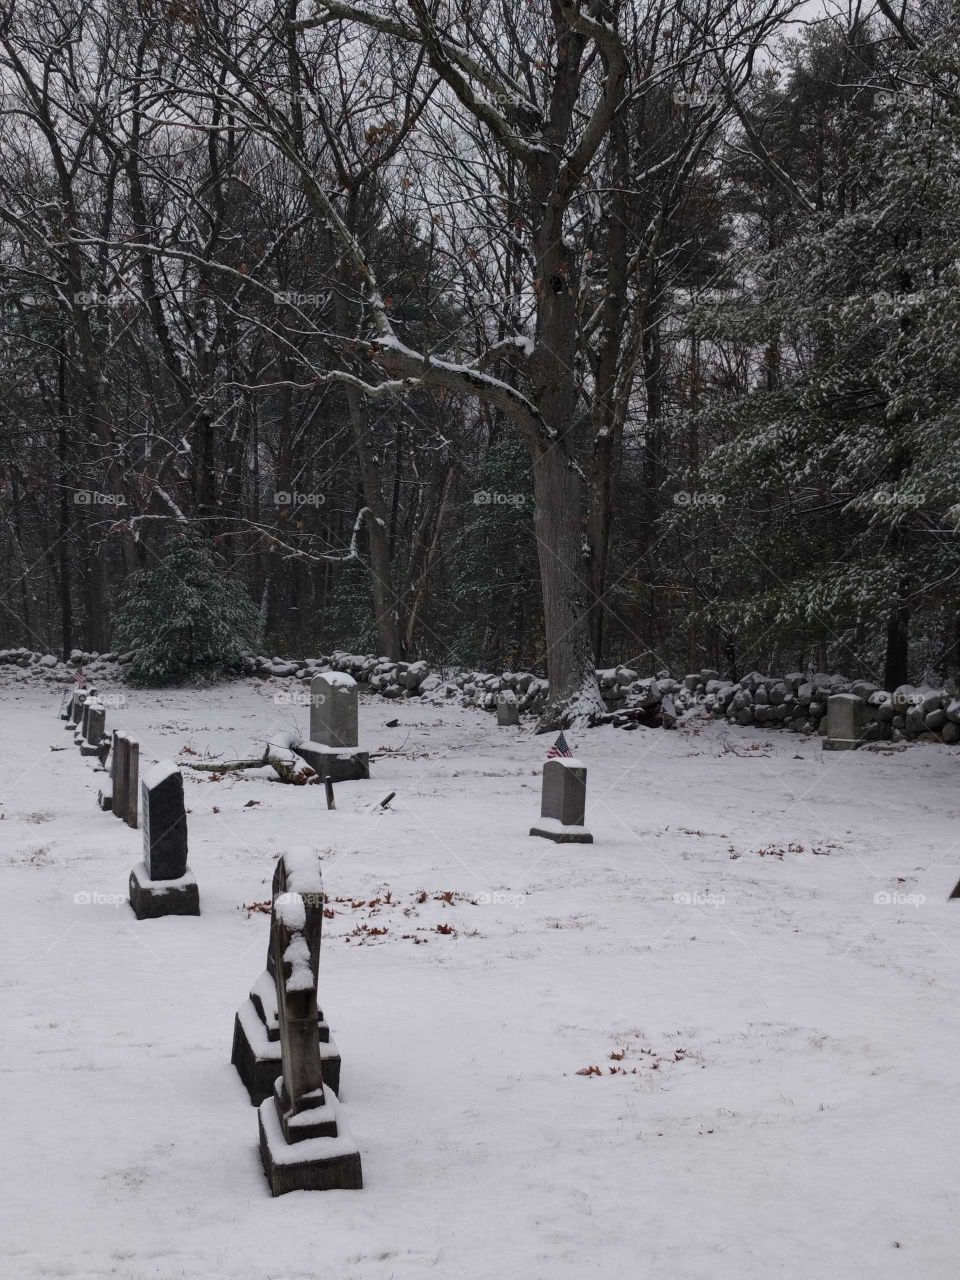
282 933 314 991
315 671 357 689
259 1090 360 1164
3 677 960 1276
142 757 180 789
275 891 307 931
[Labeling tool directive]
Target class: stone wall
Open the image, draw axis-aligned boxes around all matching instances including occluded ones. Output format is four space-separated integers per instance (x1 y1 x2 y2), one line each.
5 645 958 745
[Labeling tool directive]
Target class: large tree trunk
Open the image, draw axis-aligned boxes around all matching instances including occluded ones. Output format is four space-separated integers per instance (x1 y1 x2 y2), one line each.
528 202 603 729
884 596 910 690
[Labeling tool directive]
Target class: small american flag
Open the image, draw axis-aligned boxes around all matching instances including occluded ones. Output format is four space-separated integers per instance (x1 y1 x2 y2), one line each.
546 731 573 759
73 667 86 687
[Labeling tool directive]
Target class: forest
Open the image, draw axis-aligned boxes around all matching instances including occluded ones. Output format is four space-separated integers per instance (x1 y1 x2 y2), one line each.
1 0 958 726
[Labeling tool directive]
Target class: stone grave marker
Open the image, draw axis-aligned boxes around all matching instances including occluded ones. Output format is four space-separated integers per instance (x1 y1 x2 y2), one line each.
496 691 520 727
110 731 127 817
824 693 871 750
232 851 341 1105
80 700 106 757
123 737 140 828
128 760 199 918
257 868 362 1195
98 731 117 811
294 673 369 782
529 757 593 844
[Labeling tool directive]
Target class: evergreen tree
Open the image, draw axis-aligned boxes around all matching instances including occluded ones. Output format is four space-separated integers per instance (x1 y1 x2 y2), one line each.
113 540 261 685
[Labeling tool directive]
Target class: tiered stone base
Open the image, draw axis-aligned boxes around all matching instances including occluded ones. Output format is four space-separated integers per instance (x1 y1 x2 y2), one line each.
231 997 341 1103
258 1088 362 1195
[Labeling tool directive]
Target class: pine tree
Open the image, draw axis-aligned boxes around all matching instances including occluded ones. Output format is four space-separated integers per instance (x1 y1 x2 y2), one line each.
113 540 261 685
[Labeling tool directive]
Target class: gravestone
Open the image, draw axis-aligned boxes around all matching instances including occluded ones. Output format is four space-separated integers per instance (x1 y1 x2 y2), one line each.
98 731 117 811
294 673 369 782
124 737 140 828
496 691 520 727
529 757 593 843
110 732 127 817
112 734 140 828
824 693 871 750
80 700 106 757
232 850 341 1105
257 866 362 1195
70 688 90 727
128 760 199 918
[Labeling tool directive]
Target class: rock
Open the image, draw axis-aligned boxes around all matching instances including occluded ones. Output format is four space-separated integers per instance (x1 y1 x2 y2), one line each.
892 684 916 712
925 708 948 730
851 681 879 700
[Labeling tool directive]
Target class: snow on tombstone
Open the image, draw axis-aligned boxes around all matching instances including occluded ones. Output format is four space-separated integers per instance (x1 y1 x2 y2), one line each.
257 865 362 1195
232 849 341 1106
529 739 593 844
294 672 369 782
128 760 199 919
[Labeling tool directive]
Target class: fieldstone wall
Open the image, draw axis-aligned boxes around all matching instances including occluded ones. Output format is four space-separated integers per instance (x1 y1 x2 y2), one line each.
4 645 958 745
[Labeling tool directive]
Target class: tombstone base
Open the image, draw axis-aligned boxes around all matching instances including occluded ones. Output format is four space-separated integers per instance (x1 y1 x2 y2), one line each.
258 1089 362 1195
529 819 594 844
293 742 370 783
823 737 863 751
128 861 200 919
79 743 100 757
97 782 113 811
231 998 341 1104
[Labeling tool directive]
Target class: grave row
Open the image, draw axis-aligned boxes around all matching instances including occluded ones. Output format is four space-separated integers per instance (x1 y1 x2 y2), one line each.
59 682 360 1193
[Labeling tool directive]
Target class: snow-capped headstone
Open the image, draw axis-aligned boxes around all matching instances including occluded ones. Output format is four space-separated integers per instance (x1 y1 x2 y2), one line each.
529 758 593 844
232 851 341 1106
80 700 105 757
257 861 362 1195
294 672 369 782
824 693 871 751
128 761 198 919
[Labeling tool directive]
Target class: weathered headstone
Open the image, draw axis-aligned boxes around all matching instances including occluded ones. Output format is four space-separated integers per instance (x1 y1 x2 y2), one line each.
824 693 871 750
124 737 140 828
294 673 369 782
232 851 341 1105
98 731 117 811
496 691 520 727
128 760 199 918
257 864 362 1195
80 700 106 757
70 688 90 727
529 757 593 843
110 731 127 818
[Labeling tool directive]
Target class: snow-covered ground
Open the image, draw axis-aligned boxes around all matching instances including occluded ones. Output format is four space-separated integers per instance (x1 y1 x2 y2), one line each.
2 677 960 1279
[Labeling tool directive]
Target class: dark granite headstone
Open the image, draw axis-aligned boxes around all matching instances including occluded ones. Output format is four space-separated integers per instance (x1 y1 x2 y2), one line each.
124 737 140 828
541 758 586 825
142 761 188 880
530 758 593 844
